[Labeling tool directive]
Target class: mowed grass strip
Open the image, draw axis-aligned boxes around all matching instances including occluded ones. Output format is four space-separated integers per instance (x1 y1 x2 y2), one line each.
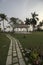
0 33 10 65
12 32 43 54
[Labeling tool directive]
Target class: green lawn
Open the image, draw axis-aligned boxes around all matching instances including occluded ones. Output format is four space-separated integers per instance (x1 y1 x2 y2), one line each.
12 32 43 54
0 33 10 65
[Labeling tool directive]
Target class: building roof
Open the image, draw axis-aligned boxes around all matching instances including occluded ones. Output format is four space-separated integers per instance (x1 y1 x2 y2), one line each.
14 24 29 28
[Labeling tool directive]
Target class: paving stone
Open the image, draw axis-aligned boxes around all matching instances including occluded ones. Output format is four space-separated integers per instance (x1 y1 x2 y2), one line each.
13 63 19 65
13 50 16 53
8 49 12 55
6 55 12 65
13 47 16 51
10 43 12 47
13 45 15 47
9 46 12 50
13 49 16 52
17 49 20 53
13 57 18 63
16 48 22 58
17 53 22 59
13 52 17 57
19 58 26 65
16 42 25 65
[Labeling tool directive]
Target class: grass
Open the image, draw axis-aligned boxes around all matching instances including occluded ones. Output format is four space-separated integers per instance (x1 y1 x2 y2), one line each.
0 33 10 65
12 32 43 54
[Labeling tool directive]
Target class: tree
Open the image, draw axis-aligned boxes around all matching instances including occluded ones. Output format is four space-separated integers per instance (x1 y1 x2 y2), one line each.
37 20 43 31
39 20 43 26
25 18 30 32
30 12 39 31
25 18 30 25
10 17 17 32
0 13 8 32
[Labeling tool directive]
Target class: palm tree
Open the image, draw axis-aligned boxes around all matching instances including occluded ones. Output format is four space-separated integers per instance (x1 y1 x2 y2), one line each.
0 13 8 32
30 12 39 31
25 18 30 25
25 18 30 32
9 17 17 32
39 20 43 26
37 20 43 31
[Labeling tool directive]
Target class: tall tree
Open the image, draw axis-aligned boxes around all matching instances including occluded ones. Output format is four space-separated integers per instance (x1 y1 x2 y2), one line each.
0 13 7 32
10 17 17 32
30 12 39 31
37 20 43 31
25 18 30 32
25 18 30 25
39 20 43 26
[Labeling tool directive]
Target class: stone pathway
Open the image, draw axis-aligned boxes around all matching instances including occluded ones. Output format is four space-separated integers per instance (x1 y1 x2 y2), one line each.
6 34 26 65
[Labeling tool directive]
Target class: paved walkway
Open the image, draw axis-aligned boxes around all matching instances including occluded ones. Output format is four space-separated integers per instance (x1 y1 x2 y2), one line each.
6 34 26 65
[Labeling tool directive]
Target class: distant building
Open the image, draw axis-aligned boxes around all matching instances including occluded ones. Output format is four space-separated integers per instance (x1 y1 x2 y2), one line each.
0 18 33 32
14 24 30 33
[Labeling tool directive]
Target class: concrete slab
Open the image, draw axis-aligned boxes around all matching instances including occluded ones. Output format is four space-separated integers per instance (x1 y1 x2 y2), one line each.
13 47 16 51
19 58 26 65
9 46 12 50
8 49 12 56
13 57 18 63
13 52 17 57
13 63 19 65
13 50 16 53
17 53 22 59
13 44 15 47
6 55 12 65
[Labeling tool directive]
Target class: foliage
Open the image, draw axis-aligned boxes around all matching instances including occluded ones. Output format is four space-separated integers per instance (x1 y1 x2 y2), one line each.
0 13 7 21
10 17 17 24
0 13 8 32
37 20 43 31
25 18 30 25
30 12 39 31
25 12 39 31
9 17 17 32
29 49 39 61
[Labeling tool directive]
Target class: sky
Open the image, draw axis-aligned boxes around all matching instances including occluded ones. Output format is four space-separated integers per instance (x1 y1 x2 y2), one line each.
0 0 43 22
